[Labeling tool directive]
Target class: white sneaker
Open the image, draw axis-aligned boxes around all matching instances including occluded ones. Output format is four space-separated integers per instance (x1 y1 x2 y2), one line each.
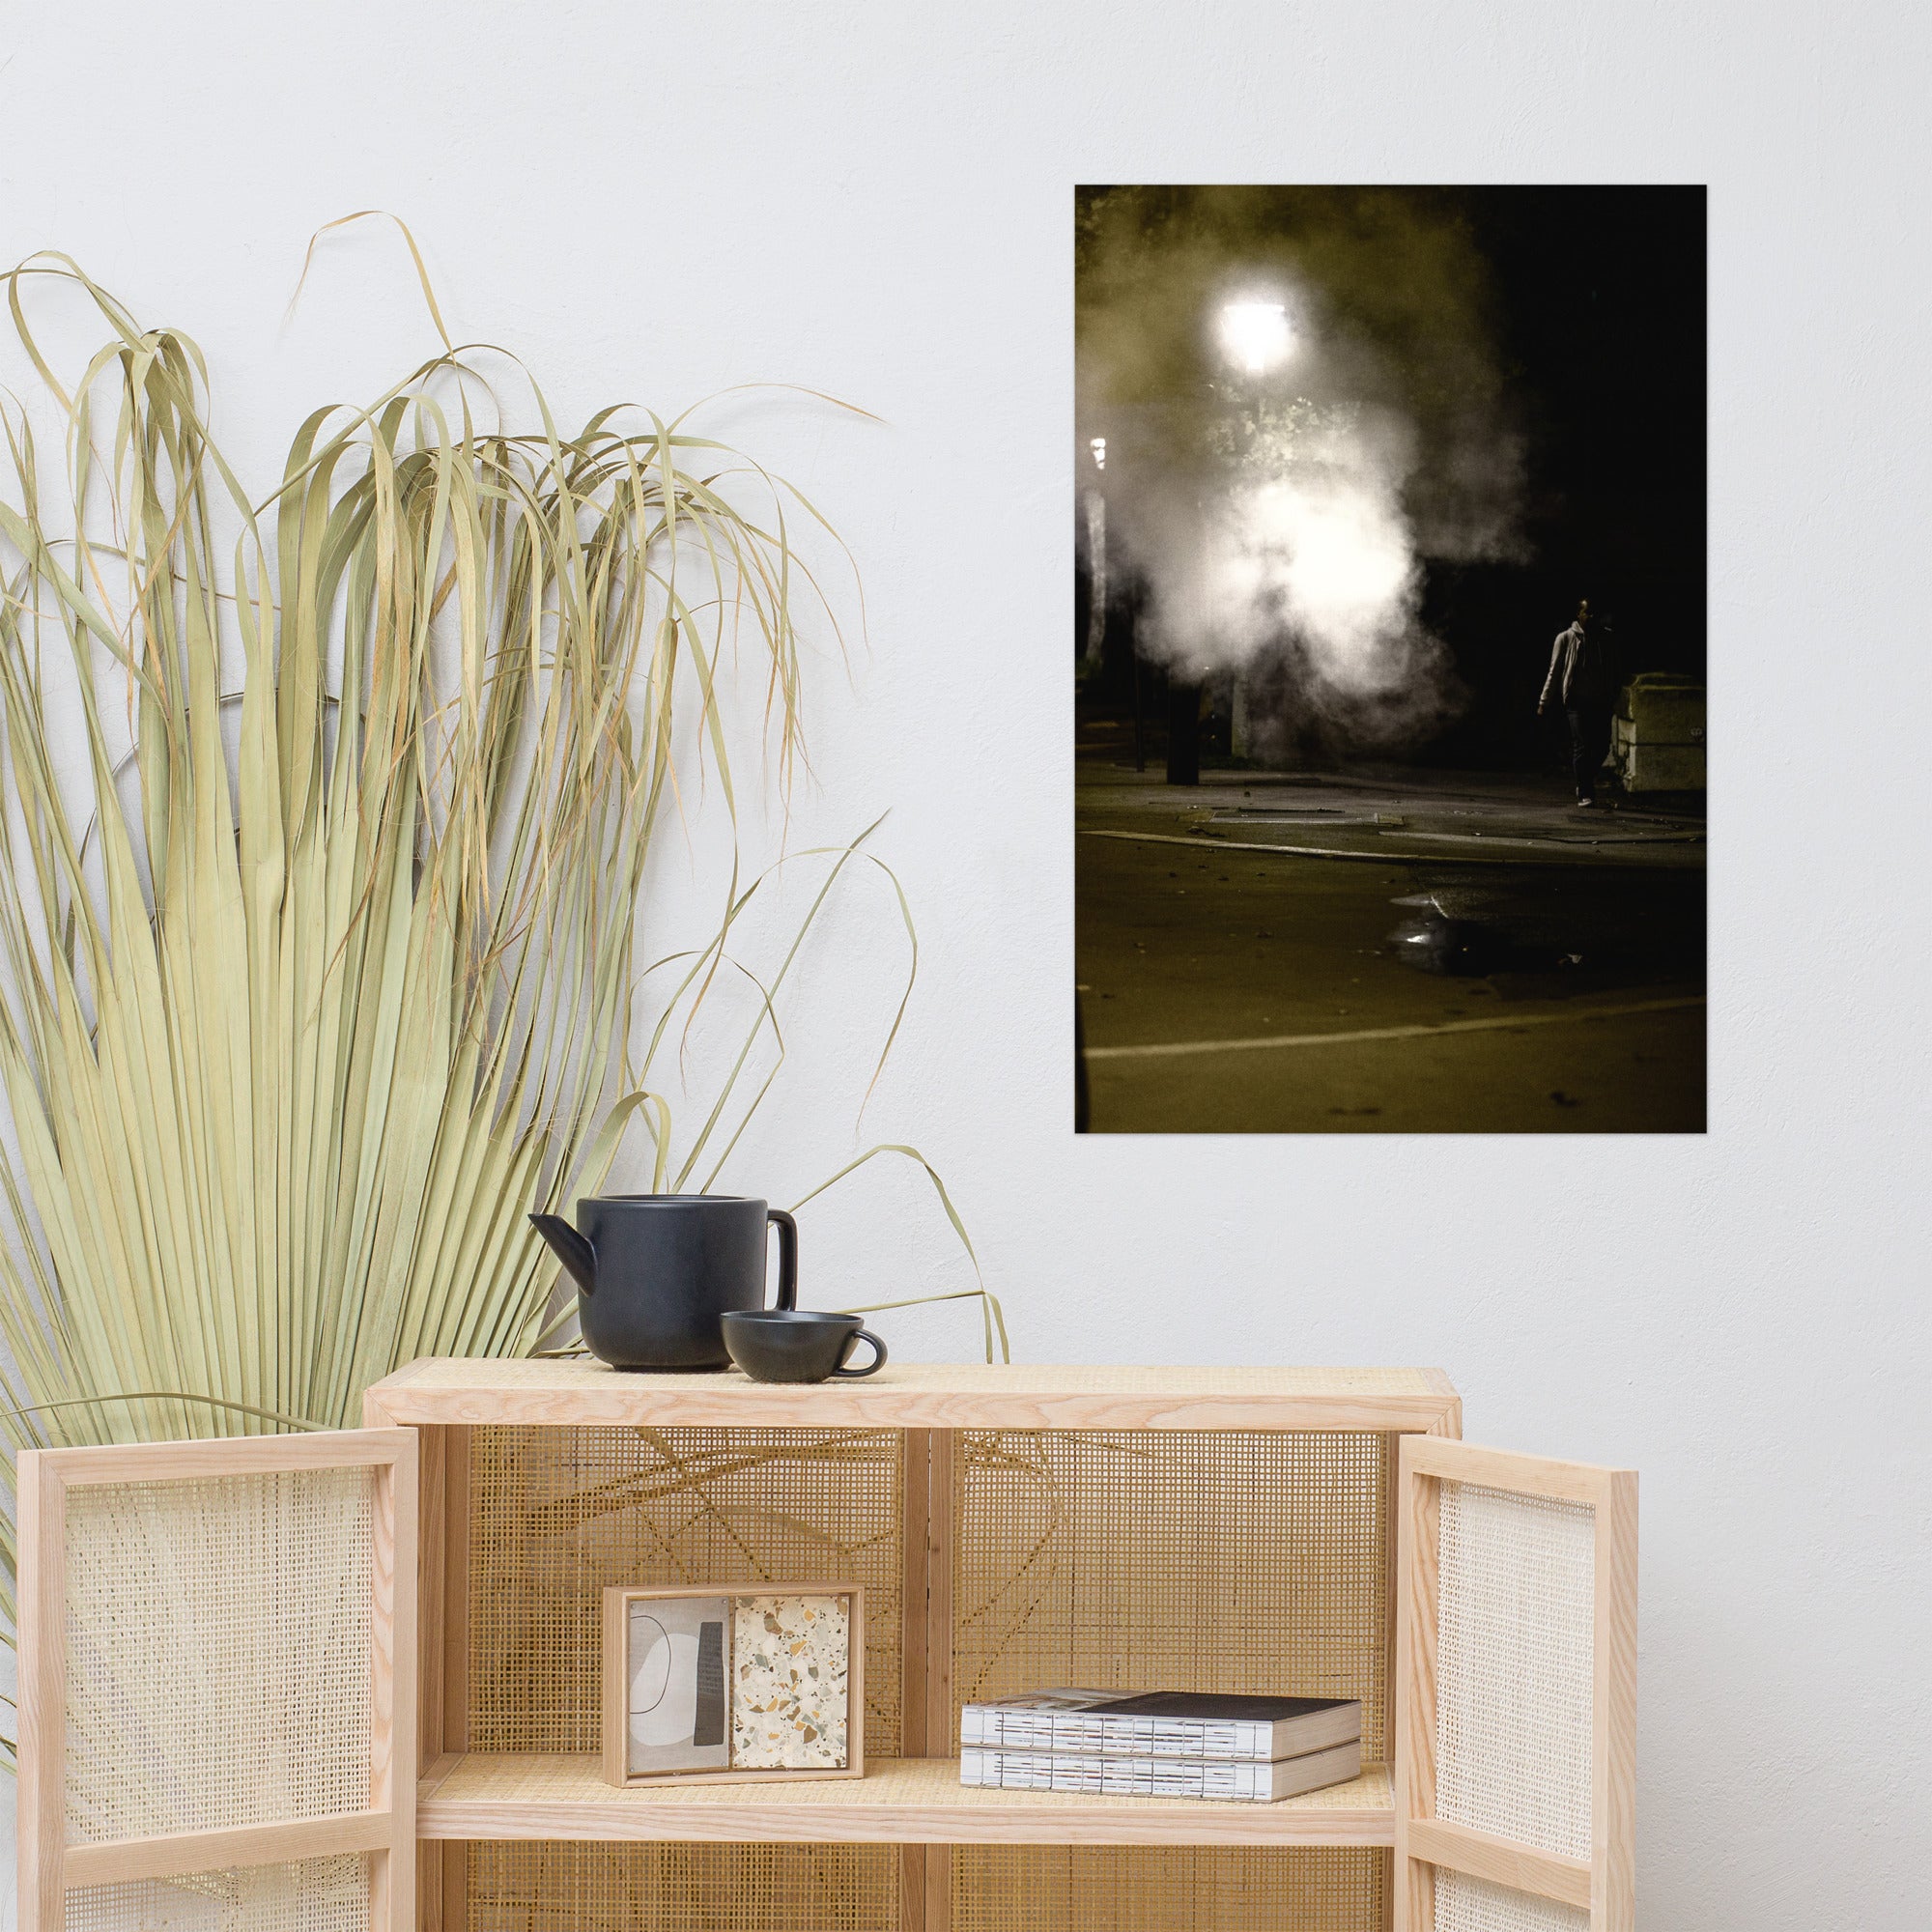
1575 796 1596 810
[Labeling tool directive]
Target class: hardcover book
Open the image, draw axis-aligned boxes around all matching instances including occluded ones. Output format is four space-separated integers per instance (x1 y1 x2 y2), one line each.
958 1689 1361 1762
958 1737 1364 1803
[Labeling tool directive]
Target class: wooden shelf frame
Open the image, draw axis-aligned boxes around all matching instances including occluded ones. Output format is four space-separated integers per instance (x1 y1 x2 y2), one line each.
359 1360 1463 1932
363 1357 1463 1435
414 1751 1396 1847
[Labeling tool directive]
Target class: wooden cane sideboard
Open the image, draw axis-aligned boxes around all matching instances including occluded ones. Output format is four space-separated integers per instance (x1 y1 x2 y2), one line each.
15 1361 1635 1932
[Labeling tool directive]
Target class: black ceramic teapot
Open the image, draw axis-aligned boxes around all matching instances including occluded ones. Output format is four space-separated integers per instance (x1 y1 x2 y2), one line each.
529 1194 798 1371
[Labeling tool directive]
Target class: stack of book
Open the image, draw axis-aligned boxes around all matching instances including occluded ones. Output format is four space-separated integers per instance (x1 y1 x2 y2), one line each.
958 1689 1362 1804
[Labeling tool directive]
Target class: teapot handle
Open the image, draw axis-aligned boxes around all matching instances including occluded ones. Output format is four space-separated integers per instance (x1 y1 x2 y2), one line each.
767 1208 798 1311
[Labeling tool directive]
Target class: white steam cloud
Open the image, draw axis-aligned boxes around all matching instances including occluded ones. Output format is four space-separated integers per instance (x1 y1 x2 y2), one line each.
1077 189 1525 753
1110 389 1458 746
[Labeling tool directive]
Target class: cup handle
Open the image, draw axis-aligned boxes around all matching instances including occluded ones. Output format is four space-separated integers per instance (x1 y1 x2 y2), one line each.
767 1208 798 1311
832 1328 888 1378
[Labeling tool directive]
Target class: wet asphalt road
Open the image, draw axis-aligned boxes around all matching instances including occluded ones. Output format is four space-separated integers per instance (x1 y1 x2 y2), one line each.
1076 763 1706 1134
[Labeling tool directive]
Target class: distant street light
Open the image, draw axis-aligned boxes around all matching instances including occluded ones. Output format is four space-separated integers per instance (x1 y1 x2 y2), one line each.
1217 299 1293 376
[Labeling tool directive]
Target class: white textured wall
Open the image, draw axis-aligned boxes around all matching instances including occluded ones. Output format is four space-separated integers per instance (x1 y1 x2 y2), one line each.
3 3 1928 1926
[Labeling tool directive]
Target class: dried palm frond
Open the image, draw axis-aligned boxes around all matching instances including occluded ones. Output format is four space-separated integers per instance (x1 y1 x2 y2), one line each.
0 237 1000 1767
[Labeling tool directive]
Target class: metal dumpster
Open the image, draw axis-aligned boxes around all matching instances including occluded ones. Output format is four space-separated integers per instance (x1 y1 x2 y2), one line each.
1613 672 1706 792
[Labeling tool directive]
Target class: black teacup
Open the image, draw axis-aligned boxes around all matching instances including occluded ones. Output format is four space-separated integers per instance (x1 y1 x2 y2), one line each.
721 1310 887 1383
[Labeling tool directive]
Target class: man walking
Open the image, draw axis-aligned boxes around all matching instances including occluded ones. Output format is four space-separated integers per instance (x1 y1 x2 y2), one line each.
1538 600 1616 808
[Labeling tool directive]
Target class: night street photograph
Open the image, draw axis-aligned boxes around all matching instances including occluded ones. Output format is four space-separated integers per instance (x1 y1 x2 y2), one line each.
1075 185 1707 1133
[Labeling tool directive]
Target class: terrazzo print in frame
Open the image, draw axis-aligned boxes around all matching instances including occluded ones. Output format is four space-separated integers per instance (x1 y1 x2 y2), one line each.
602 1584 865 1786
731 1593 853 1770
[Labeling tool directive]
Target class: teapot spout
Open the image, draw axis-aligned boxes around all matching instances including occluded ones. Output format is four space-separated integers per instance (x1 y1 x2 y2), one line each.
529 1212 598 1296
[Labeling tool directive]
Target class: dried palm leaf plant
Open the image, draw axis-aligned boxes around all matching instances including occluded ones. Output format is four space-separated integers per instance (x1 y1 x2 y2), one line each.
0 233 1002 1764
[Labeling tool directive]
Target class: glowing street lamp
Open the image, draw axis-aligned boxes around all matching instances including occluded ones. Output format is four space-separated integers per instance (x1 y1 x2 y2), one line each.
1217 299 1293 376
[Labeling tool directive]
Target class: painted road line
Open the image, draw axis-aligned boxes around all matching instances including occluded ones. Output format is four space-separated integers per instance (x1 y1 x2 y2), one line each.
1387 828 1702 849
1083 828 1418 863
1079 828 1699 868
1082 996 1707 1064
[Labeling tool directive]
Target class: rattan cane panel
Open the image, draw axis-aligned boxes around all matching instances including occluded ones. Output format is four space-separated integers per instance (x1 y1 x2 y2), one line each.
469 1426 902 1756
467 1840 897 1932
952 1846 1387 1932
64 1856 370 1932
63 1470 375 1842
952 1431 1392 1758
1435 1481 1594 1861
1433 1870 1589 1932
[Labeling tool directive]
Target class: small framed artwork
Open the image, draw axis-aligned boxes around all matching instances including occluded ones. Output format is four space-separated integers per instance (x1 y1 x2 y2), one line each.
601 1583 865 1787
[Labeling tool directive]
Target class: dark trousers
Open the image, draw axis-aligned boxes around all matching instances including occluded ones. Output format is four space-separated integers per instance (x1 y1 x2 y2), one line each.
1566 704 1612 801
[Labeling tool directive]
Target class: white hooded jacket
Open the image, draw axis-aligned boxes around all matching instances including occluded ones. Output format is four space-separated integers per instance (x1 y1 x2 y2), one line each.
1540 621 1609 709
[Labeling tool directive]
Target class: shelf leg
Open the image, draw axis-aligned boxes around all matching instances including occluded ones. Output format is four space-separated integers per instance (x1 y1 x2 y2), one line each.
900 1430 954 1932
925 1845 952 1932
412 1424 470 1932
